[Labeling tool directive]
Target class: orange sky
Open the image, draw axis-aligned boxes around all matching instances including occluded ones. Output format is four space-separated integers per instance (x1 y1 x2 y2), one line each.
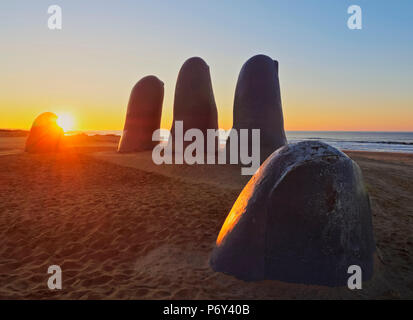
1 83 412 132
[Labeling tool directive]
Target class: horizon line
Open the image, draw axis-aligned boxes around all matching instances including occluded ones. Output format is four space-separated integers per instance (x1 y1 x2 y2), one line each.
2 128 413 134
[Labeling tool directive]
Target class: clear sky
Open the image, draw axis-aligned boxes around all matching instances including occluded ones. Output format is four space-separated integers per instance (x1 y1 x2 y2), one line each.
0 0 412 131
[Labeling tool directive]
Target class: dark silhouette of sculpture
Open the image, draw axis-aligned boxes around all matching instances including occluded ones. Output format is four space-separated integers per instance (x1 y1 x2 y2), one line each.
211 141 376 287
118 75 164 153
25 112 64 153
169 57 219 155
226 54 287 164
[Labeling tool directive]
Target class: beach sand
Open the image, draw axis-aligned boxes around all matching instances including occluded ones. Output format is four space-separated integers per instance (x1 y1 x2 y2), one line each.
0 134 412 299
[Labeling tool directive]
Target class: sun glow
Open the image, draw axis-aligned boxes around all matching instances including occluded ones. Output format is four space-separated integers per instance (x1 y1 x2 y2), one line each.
56 113 75 132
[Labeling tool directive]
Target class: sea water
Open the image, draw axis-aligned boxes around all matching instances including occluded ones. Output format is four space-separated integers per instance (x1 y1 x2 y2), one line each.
80 130 413 154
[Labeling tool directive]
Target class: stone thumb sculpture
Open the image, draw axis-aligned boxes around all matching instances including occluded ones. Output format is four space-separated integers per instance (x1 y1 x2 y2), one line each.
118 75 164 153
25 112 64 153
211 141 376 287
169 57 219 155
226 54 287 164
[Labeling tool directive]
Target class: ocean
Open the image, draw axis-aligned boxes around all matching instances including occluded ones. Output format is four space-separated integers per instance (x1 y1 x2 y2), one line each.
286 131 413 153
80 130 413 154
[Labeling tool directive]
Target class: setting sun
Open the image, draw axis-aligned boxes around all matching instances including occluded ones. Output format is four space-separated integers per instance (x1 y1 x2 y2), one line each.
56 113 75 132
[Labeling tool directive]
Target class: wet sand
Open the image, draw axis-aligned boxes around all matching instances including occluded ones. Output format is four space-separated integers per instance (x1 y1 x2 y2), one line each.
0 135 412 299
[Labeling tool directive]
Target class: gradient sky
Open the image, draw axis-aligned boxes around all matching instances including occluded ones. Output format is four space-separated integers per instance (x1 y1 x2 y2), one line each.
1 0 412 131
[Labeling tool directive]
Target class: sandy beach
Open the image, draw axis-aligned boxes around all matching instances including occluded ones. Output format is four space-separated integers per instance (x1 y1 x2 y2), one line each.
0 134 412 299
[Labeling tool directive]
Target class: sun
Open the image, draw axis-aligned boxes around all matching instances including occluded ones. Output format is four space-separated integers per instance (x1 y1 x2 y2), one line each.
56 113 75 132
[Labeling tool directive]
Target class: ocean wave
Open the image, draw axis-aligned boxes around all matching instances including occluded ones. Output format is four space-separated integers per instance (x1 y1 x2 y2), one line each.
351 140 413 146
314 140 413 146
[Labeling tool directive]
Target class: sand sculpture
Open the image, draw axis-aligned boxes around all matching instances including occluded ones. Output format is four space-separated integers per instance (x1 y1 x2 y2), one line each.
226 54 287 164
211 141 376 286
25 112 64 153
169 57 219 154
118 75 164 153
